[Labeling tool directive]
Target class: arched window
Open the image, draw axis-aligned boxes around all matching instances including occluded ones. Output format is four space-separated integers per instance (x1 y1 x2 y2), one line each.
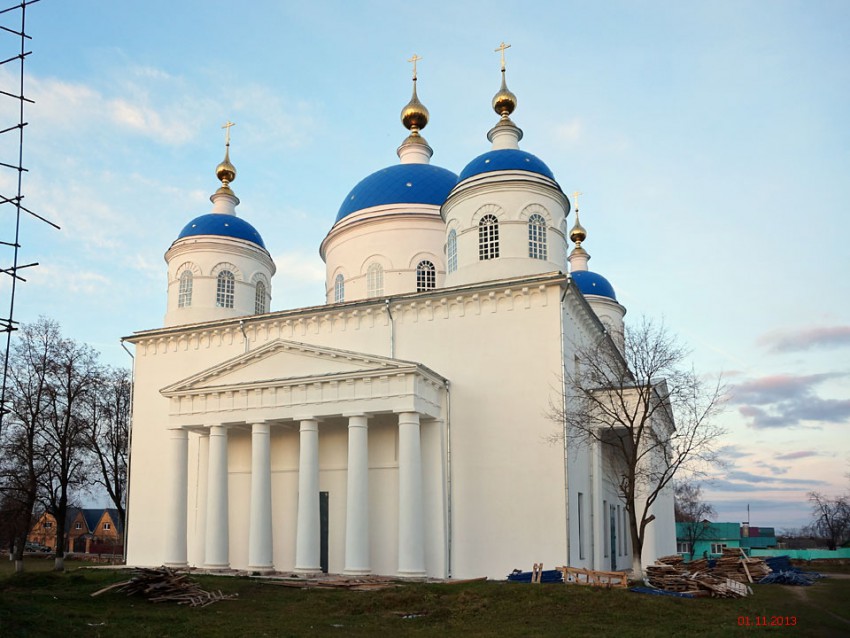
479 214 499 260
528 213 547 260
255 280 267 314
447 229 457 273
416 260 436 291
216 270 235 308
334 273 345 303
366 263 383 297
178 270 193 308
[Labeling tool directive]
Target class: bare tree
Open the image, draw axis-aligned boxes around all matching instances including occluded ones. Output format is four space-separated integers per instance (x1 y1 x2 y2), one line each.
84 366 130 531
0 318 58 572
806 492 850 551
38 336 100 570
550 318 726 578
674 480 717 559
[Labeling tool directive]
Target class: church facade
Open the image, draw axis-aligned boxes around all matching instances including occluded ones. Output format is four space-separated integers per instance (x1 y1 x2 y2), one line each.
124 59 675 579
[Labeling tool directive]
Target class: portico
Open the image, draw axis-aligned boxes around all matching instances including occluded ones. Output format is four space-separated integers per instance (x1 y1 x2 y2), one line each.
159 339 446 576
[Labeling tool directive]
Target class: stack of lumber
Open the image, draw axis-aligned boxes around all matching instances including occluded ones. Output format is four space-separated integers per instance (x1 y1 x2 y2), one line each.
261 574 402 591
644 564 697 593
91 566 238 607
648 550 770 598
711 548 771 583
557 566 629 589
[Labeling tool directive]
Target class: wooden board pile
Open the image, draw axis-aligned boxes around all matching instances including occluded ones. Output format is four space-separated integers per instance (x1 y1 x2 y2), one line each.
647 549 771 598
557 565 629 589
260 574 402 591
91 566 238 607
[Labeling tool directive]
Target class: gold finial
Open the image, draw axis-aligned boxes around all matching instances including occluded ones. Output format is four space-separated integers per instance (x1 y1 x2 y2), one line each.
495 41 511 71
408 53 422 81
569 190 587 246
215 120 237 187
401 55 429 134
222 120 235 146
492 42 517 118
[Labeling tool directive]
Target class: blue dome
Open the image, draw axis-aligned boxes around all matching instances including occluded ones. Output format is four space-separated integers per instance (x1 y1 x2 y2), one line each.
458 149 556 182
336 163 458 222
572 270 617 300
177 214 267 250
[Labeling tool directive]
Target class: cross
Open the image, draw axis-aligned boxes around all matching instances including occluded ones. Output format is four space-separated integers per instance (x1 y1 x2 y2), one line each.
222 120 236 147
572 190 583 211
495 42 511 71
408 54 422 81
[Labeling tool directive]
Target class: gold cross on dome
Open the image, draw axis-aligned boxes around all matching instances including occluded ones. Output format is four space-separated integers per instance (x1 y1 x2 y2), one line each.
573 190 583 211
222 120 236 146
495 41 511 71
408 54 422 81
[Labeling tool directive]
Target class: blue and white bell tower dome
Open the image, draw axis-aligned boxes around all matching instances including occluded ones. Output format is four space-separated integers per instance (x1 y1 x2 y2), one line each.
442 44 570 287
164 127 276 327
567 200 626 344
320 59 457 304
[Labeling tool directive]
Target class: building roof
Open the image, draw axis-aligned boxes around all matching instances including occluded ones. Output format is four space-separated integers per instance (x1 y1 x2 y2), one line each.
335 163 458 222
176 213 267 250
571 270 617 300
458 149 555 182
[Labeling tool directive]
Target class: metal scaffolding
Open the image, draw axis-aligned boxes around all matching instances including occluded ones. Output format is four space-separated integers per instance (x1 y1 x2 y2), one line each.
0 0 56 436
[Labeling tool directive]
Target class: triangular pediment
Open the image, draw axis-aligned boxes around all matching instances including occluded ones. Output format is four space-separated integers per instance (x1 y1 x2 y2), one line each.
161 339 421 396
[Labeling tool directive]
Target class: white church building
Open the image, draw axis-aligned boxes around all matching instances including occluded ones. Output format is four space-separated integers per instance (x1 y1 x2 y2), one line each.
124 59 675 579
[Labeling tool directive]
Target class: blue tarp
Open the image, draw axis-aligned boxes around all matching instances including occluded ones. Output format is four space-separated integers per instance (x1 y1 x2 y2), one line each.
759 571 821 586
629 586 695 598
759 555 823 585
507 569 564 583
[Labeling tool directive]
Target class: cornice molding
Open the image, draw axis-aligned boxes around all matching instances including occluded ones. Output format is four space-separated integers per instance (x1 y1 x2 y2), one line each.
127 272 569 355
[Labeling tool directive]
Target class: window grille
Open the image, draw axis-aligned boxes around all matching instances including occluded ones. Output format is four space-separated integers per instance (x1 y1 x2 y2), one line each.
478 214 499 260
416 260 435 291
366 263 383 297
447 229 457 273
178 270 193 307
255 280 267 314
528 213 547 259
334 274 344 303
216 270 235 308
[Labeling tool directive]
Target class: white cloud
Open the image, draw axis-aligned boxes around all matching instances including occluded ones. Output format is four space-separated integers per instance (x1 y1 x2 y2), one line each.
31 264 110 294
554 117 583 142
272 251 326 283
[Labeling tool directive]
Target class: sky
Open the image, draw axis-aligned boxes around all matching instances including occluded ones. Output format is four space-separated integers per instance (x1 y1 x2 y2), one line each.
0 1 847 530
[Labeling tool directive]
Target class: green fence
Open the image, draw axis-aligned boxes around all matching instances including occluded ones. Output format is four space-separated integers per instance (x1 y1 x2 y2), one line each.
750 548 850 560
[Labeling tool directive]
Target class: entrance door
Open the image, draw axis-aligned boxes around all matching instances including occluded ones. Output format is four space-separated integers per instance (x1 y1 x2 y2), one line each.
320 492 329 573
610 505 617 571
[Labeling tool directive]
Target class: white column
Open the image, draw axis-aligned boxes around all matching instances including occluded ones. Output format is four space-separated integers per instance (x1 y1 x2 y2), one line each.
398 411 425 577
592 437 603 570
248 422 273 572
205 424 230 569
164 428 188 567
194 433 209 567
295 419 321 573
344 414 370 574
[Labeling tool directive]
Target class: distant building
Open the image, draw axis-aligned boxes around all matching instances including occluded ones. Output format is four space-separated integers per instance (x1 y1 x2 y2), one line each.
676 521 776 559
28 508 123 554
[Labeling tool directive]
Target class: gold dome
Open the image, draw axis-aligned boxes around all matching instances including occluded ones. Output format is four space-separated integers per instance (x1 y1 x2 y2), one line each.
569 213 587 246
401 80 429 134
216 147 236 187
492 70 517 118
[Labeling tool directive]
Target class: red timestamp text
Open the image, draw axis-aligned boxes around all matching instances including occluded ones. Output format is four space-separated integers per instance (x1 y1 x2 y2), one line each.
737 616 797 627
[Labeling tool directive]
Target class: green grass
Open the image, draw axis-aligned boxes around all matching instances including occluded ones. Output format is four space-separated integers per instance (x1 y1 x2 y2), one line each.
1 559 848 637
